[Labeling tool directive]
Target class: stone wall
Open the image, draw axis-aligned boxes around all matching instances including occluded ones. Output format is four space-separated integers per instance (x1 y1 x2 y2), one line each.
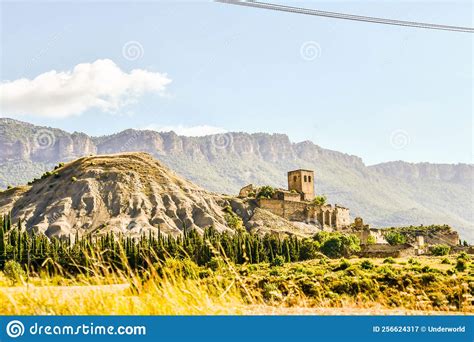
274 190 301 202
359 243 417 258
258 198 350 229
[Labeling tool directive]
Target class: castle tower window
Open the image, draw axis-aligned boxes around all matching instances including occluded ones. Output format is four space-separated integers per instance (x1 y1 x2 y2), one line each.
308 176 311 182
304 175 307 182
293 176 297 182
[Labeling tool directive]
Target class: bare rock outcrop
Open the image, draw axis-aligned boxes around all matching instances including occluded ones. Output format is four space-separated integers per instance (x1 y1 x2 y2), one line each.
0 153 231 238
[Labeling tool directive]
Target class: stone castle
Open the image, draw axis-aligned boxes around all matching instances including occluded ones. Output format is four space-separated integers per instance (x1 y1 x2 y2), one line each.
238 169 463 257
239 169 351 230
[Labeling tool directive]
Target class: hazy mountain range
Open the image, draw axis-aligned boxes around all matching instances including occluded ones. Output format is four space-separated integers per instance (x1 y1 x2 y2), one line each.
0 118 472 240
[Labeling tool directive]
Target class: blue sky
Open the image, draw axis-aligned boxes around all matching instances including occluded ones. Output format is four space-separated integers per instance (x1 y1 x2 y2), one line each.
0 0 472 165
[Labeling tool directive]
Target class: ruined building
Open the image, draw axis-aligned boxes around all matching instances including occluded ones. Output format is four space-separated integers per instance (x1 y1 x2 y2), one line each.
238 169 463 256
239 169 351 229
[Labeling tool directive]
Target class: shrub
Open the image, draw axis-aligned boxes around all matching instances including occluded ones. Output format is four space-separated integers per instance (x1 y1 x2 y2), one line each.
224 213 243 231
366 235 376 244
312 195 327 206
320 233 361 258
3 260 25 284
333 258 351 271
408 258 420 266
262 283 281 301
421 265 432 273
54 162 65 170
256 186 275 199
457 252 471 261
207 257 224 271
198 269 212 279
360 259 374 270
269 268 280 276
455 259 467 272
383 257 395 264
384 231 407 245
299 239 319 260
71 177 78 182
41 171 53 179
270 255 285 267
431 244 450 256
441 258 451 265
313 231 331 243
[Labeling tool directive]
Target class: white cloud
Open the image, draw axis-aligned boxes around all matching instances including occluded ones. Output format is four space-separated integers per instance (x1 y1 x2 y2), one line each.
0 59 171 118
142 124 227 137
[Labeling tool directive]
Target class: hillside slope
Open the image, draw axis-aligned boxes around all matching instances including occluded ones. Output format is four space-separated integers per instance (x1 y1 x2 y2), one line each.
0 118 472 240
0 153 232 237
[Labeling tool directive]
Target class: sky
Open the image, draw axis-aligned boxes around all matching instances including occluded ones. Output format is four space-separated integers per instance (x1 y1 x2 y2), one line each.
0 0 472 165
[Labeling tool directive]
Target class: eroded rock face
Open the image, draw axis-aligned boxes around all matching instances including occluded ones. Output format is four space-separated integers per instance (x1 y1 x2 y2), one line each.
0 153 231 238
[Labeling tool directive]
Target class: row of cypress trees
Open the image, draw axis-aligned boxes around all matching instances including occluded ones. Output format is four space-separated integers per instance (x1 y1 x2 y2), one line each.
0 213 318 273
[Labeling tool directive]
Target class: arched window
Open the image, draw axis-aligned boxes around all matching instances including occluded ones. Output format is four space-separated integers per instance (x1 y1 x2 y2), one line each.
308 176 312 182
293 176 297 182
304 175 307 182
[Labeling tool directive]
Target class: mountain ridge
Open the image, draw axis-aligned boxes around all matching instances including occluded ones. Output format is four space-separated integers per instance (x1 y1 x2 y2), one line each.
1 118 472 240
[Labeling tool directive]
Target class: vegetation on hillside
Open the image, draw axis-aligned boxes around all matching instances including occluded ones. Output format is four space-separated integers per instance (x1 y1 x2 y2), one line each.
1 251 472 314
0 213 364 273
0 213 473 314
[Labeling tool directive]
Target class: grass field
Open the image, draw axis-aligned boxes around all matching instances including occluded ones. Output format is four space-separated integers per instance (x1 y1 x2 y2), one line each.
0 254 473 315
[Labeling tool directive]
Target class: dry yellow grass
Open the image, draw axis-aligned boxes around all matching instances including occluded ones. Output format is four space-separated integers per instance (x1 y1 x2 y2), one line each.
0 273 255 315
1 254 472 315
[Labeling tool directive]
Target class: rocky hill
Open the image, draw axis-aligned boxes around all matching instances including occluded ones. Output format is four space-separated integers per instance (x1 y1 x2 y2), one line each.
0 153 235 237
0 118 472 240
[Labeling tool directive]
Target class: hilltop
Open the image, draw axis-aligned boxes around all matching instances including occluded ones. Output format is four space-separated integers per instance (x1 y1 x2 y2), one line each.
0 153 233 237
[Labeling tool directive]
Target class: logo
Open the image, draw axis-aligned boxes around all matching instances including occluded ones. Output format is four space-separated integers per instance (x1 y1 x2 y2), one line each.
390 129 410 150
6 320 25 338
122 41 144 61
211 133 233 149
33 128 56 149
300 41 322 61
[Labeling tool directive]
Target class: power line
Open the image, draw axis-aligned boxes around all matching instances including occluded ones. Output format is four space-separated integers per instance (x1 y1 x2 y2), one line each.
216 0 474 33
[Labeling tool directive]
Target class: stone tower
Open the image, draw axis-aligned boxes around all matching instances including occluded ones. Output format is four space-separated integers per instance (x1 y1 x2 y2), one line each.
287 169 314 201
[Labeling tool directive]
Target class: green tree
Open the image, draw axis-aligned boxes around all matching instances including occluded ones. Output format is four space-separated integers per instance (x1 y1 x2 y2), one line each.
431 244 450 256
312 195 327 206
320 233 361 258
384 231 407 245
366 235 376 244
270 255 285 267
299 239 319 260
256 186 275 199
3 260 25 284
